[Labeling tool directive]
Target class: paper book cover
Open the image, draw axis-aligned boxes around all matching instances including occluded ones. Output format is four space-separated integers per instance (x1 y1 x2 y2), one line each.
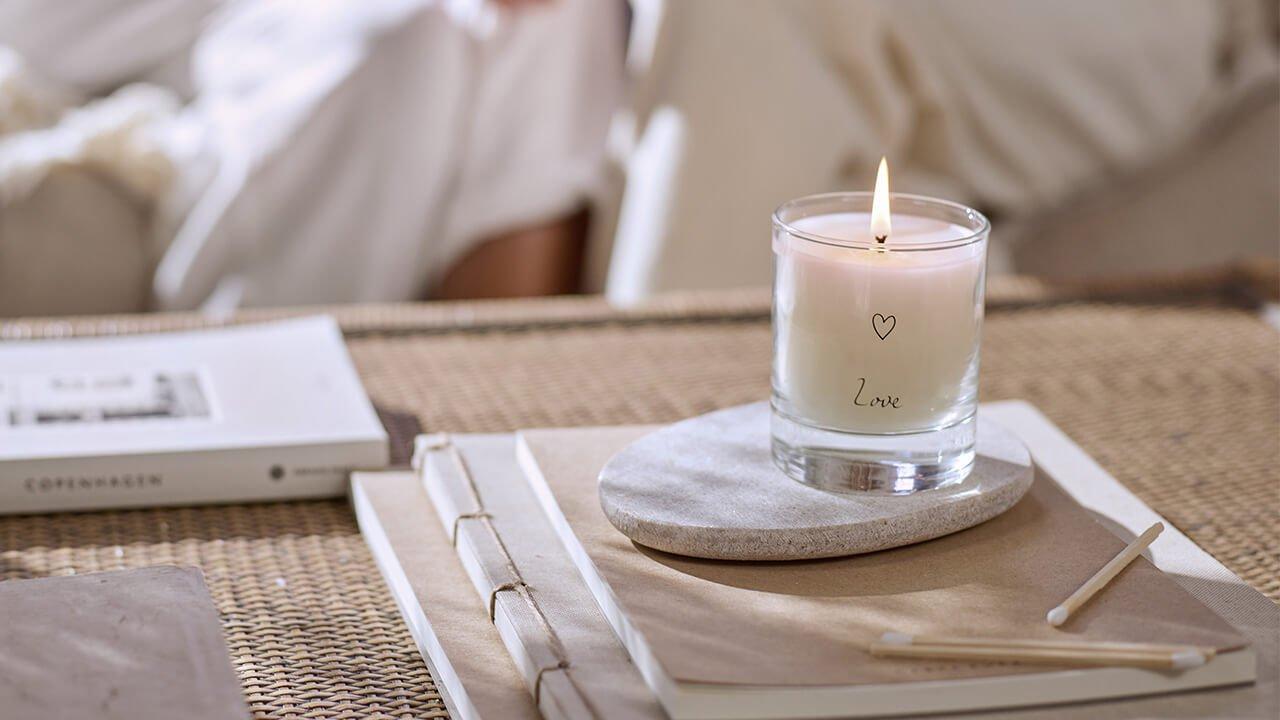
511 401 1268 719
0 316 388 513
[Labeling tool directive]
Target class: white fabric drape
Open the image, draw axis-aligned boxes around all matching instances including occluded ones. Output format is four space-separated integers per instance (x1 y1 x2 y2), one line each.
0 0 625 311
162 0 624 310
607 0 1277 302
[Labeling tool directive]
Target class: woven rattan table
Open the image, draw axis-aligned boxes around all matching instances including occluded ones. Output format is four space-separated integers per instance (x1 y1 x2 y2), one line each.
2 265 1277 719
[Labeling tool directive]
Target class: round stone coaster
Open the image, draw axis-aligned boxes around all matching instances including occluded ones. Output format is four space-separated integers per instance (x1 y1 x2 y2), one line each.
598 402 1033 561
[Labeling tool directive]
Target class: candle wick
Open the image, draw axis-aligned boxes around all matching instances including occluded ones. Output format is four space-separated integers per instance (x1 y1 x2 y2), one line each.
875 235 887 244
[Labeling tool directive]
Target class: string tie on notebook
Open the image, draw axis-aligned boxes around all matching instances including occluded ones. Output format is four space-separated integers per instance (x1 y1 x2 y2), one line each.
489 580 528 622
450 512 492 546
434 438 601 716
412 434 452 471
533 660 571 706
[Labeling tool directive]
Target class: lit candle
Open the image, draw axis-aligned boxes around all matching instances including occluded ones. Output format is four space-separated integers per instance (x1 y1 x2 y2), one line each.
771 160 990 491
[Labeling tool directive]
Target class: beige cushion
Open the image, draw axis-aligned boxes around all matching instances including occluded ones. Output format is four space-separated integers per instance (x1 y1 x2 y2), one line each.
1011 92 1280 279
0 164 150 317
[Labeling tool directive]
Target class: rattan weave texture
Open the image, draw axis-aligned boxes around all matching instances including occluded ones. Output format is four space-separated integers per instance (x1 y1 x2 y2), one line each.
1 270 1276 719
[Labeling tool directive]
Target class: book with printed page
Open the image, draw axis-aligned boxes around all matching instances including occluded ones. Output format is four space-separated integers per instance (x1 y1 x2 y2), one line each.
403 401 1269 720
0 316 388 513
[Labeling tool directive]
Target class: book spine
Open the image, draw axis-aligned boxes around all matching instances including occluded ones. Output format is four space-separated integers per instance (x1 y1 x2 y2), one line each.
418 437 597 720
0 440 388 514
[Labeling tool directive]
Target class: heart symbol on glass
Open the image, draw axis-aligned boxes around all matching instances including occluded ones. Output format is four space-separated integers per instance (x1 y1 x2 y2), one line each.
872 313 896 340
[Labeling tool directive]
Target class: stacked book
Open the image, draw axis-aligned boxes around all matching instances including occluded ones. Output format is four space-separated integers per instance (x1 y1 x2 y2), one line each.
352 401 1277 719
1 316 388 513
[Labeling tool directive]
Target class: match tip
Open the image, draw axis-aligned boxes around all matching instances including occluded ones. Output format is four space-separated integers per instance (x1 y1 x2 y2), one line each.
879 631 913 646
1172 649 1207 670
1046 606 1069 626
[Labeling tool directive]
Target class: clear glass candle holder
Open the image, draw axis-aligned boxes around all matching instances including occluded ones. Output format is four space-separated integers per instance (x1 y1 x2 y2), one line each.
771 192 989 494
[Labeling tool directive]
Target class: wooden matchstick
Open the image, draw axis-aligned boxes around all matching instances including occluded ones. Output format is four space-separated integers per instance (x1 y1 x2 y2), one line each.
878 632 1215 660
1047 521 1164 626
869 641 1206 671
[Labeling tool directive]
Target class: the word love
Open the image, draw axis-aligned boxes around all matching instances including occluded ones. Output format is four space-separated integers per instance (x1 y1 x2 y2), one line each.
852 377 901 409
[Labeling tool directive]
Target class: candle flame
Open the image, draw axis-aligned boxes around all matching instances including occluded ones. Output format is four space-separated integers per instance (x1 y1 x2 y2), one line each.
871 156 891 241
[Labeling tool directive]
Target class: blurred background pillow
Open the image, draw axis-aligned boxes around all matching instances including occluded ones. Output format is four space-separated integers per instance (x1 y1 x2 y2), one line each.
604 0 1279 301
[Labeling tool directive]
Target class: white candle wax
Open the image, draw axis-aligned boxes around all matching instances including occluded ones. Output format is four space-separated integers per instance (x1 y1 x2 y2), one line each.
774 212 984 434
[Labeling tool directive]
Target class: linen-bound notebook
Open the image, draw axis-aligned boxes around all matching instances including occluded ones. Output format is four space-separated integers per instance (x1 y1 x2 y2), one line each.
0 565 249 720
351 471 541 720
511 401 1269 719
414 433 665 720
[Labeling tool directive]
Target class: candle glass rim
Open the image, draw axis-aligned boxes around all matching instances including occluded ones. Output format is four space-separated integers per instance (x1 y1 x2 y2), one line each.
773 191 990 252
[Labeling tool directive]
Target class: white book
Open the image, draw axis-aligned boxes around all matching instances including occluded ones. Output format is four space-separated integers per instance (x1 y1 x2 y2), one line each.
0 316 388 513
512 401 1272 719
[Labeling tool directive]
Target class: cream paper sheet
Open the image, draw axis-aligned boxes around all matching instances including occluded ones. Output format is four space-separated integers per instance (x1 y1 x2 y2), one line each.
514 402 1273 716
522 427 1246 685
